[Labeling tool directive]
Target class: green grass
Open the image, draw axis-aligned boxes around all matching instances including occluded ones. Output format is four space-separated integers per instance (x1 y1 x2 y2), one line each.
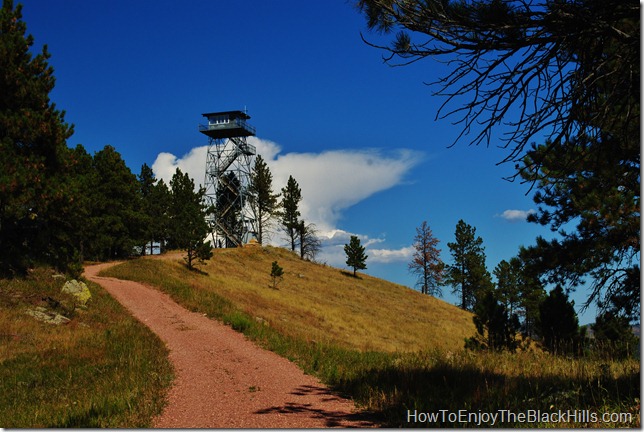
0 266 173 427
102 247 640 428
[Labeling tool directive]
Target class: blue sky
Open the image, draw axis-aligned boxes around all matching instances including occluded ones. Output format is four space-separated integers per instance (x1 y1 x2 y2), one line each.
21 0 596 323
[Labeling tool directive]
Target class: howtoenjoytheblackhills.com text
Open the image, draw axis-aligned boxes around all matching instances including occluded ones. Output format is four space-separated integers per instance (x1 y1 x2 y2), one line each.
407 408 633 426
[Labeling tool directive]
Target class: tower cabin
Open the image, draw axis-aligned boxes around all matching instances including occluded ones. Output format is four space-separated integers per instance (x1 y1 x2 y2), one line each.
199 110 256 139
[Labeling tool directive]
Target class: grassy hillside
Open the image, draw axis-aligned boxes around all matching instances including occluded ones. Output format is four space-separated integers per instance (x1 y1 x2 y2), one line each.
0 267 173 427
103 246 639 428
144 246 475 353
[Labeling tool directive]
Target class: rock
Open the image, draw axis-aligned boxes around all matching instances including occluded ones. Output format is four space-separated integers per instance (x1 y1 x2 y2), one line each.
25 306 71 325
61 280 91 306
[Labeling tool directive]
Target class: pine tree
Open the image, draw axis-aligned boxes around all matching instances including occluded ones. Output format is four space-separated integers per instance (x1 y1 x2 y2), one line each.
138 164 156 254
593 309 638 359
248 155 280 245
270 261 284 289
138 163 170 255
470 290 520 352
64 144 95 263
520 135 640 319
280 175 302 251
493 259 522 317
344 235 368 277
446 220 493 311
538 286 580 354
408 220 444 296
86 145 142 261
169 168 212 270
0 0 75 274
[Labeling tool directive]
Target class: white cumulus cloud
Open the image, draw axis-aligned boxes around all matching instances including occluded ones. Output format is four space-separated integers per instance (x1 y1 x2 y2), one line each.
369 246 415 264
151 137 422 268
152 136 422 233
250 137 422 232
151 146 209 188
498 209 537 222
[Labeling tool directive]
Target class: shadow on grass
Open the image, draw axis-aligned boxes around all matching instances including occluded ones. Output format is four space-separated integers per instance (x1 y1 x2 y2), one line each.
187 266 209 276
339 270 362 280
254 384 382 427
333 362 640 428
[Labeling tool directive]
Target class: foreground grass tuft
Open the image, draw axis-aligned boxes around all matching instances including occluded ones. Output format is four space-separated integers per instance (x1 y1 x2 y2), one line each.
0 266 173 427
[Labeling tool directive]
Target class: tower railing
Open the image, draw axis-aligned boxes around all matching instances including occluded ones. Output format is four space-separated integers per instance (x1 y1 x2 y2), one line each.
198 118 256 136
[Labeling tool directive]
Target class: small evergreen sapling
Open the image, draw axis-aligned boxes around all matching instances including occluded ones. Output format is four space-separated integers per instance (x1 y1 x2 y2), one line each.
270 261 284 289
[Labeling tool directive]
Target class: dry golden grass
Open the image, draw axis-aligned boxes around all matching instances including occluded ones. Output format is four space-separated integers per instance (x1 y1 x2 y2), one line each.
104 247 639 427
150 246 475 353
0 267 173 427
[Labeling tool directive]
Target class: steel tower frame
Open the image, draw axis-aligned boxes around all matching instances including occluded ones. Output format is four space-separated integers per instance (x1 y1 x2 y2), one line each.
200 111 256 247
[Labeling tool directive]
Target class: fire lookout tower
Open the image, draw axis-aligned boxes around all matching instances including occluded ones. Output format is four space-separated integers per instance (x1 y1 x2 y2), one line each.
200 110 256 247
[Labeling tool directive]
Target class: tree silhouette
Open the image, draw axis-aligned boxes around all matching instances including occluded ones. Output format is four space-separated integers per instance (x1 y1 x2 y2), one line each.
538 286 579 354
357 0 638 166
471 290 520 352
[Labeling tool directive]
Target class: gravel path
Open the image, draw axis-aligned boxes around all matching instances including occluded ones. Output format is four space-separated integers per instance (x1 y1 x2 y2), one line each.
84 262 376 428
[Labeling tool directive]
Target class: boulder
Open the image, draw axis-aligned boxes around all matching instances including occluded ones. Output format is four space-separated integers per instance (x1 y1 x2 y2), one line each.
61 279 92 306
26 306 71 325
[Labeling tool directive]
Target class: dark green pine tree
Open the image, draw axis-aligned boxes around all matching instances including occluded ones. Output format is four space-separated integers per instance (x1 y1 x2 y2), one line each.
0 0 76 274
169 168 212 270
446 220 493 311
248 155 280 245
86 145 143 261
471 290 520 352
592 308 638 359
538 286 580 354
520 134 640 320
493 258 522 317
138 163 156 254
280 175 302 251
63 144 95 264
344 235 368 277
270 260 284 289
138 163 170 255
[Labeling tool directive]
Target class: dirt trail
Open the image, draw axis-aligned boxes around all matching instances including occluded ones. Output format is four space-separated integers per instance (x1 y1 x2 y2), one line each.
84 262 376 428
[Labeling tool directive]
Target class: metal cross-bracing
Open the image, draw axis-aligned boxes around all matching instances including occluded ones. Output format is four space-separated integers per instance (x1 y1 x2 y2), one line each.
201 111 256 247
